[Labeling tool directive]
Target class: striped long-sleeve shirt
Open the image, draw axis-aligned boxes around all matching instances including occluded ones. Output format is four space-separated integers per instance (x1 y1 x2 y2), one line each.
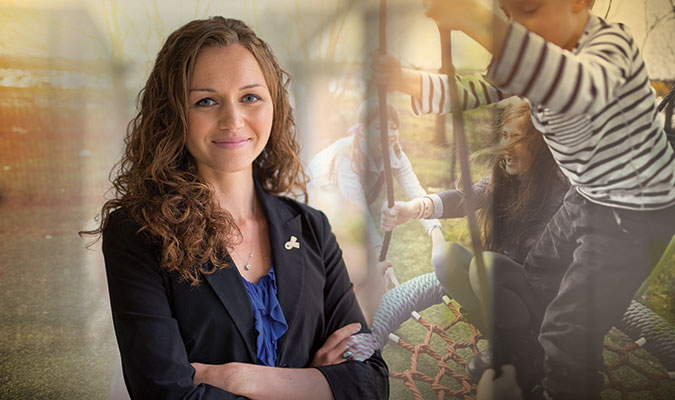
410 13 675 211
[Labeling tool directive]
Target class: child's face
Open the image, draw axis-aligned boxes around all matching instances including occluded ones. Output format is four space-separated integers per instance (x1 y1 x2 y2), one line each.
500 116 532 176
499 0 587 50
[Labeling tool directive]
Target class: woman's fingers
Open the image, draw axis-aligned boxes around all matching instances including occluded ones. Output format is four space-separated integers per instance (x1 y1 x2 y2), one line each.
325 322 362 349
381 201 411 231
327 337 352 364
377 259 393 276
380 202 396 231
311 323 362 367
384 266 399 288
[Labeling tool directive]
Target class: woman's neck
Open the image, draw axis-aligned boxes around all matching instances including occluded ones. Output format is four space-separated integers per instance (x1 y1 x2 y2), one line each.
199 167 258 223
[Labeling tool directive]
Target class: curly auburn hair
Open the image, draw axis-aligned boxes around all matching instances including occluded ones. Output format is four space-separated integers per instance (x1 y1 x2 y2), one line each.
83 17 307 285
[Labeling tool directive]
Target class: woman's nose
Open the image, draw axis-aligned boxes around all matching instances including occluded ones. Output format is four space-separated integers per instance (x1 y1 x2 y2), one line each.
218 103 245 130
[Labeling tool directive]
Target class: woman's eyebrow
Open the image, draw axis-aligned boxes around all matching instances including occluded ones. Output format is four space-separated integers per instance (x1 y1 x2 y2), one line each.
188 83 266 93
189 88 216 93
239 83 266 90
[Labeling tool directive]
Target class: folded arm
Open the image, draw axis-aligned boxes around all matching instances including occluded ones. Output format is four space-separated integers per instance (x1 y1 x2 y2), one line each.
103 211 246 399
313 210 390 399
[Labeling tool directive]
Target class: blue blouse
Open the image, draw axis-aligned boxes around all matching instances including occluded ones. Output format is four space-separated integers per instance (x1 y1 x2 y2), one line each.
241 266 288 366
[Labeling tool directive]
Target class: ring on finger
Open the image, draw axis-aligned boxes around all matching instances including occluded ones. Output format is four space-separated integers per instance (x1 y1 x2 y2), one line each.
342 350 353 359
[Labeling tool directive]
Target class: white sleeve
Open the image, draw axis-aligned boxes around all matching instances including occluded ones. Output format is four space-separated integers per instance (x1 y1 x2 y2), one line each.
336 159 383 250
393 152 442 235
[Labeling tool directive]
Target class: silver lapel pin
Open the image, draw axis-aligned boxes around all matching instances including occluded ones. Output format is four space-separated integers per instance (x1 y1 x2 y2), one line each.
284 235 300 250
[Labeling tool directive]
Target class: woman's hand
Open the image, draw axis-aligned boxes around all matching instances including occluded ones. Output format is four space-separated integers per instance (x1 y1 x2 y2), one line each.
476 365 523 400
311 322 362 367
381 200 418 231
377 258 399 290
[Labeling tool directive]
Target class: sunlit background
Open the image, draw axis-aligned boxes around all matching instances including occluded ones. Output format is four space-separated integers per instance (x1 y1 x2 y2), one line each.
0 0 673 398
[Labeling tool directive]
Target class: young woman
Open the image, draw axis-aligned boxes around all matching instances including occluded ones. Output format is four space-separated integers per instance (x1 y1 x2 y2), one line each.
308 100 443 293
381 101 569 392
86 17 388 399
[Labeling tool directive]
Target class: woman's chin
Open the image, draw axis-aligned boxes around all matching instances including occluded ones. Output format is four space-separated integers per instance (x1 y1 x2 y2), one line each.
505 164 521 176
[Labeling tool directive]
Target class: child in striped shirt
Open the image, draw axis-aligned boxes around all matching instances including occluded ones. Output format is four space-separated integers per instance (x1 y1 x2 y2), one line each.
373 0 675 398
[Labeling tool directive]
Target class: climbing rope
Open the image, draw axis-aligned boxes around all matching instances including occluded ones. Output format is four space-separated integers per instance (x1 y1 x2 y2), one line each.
373 273 675 398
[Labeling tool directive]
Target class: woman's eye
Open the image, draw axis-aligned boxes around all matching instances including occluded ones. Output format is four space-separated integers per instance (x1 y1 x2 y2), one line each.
242 94 261 103
195 98 215 107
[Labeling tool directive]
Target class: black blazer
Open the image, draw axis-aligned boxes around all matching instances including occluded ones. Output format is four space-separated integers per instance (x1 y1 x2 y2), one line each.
102 183 389 399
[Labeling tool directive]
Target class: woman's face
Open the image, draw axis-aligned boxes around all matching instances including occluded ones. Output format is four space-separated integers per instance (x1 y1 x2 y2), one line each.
500 116 532 176
186 44 273 178
365 116 399 159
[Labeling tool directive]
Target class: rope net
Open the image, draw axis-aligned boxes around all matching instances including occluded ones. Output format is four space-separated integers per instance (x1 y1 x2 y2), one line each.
384 297 675 399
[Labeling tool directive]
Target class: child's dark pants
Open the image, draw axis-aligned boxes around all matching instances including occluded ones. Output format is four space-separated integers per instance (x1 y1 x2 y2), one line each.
518 187 675 399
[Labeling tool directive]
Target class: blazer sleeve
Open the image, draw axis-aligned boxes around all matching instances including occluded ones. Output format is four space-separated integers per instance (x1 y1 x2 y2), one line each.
311 211 390 400
102 211 247 400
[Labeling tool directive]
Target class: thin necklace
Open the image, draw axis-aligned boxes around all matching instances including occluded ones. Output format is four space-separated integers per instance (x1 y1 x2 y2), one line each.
235 201 256 272
234 238 254 271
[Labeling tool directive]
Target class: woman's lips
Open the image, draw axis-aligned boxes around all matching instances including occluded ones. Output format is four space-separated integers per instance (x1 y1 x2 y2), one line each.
212 137 251 149
505 156 517 168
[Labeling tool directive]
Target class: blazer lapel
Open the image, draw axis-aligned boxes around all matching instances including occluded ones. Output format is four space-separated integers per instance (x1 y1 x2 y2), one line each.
255 184 306 363
202 258 257 362
202 181 306 365
268 214 305 332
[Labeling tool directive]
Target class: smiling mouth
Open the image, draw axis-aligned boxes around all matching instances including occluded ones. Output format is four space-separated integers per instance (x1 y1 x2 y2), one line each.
212 137 251 149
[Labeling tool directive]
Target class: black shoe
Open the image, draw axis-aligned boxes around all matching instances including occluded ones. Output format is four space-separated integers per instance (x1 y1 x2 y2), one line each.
468 331 544 396
511 341 544 398
467 349 491 383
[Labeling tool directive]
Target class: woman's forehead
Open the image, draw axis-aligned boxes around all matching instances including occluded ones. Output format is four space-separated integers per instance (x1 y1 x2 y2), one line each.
190 44 266 88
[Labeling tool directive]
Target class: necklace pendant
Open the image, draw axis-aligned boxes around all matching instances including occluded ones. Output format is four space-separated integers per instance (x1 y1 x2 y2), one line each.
244 262 251 271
